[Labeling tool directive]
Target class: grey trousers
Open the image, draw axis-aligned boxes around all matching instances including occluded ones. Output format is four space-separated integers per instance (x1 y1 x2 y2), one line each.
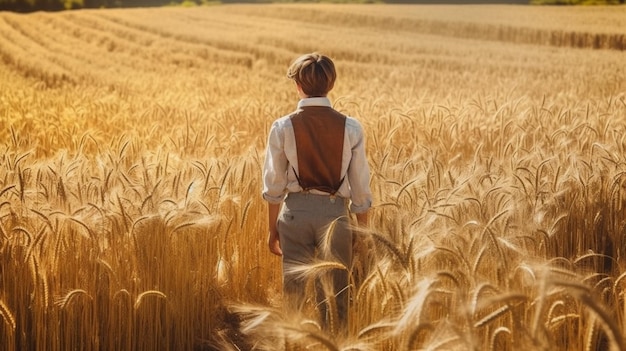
278 192 352 331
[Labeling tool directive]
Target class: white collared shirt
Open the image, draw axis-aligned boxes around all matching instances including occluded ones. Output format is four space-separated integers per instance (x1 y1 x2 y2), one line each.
262 97 372 213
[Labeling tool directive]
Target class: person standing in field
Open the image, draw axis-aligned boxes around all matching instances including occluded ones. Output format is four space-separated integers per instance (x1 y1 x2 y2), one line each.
262 52 372 332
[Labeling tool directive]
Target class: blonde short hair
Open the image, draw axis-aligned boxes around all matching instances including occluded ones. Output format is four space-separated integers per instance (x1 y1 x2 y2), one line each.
286 53 336 97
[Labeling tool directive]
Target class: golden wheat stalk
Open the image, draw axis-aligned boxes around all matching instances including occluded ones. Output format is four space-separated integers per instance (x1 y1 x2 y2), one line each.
134 290 167 310
0 299 16 331
56 289 92 309
393 278 436 336
284 261 347 281
578 293 625 351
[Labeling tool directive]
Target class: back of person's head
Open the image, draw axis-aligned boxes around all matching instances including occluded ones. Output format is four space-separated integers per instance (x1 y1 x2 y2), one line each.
287 53 336 97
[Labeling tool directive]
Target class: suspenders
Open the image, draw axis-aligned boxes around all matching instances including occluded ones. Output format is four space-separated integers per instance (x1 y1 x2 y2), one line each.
290 106 346 195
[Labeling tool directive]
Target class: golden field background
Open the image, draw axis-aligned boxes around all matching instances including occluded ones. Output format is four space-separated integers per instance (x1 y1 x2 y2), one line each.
1 4 626 350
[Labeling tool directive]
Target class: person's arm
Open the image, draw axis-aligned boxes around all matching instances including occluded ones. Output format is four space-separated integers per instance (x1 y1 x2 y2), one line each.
267 202 283 256
347 119 372 222
263 120 288 256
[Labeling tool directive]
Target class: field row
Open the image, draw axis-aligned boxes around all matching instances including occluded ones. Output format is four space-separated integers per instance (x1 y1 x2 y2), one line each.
0 5 624 91
0 10 253 87
241 4 626 51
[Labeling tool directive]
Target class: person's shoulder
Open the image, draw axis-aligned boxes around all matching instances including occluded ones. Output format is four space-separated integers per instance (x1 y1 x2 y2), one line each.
345 116 364 131
271 113 296 129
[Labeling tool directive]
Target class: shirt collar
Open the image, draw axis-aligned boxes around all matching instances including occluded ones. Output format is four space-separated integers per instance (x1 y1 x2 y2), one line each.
297 97 332 109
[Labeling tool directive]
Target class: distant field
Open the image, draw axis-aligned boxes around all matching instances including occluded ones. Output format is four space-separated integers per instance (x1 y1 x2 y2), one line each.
0 4 625 350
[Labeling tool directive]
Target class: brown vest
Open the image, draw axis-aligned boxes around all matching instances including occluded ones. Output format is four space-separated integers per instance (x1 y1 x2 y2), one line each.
290 106 346 194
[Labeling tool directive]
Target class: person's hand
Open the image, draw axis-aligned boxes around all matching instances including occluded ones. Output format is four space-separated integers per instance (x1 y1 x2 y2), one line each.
268 230 283 256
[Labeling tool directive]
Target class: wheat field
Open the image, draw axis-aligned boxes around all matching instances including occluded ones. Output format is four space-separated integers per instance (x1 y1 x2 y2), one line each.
0 3 625 350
